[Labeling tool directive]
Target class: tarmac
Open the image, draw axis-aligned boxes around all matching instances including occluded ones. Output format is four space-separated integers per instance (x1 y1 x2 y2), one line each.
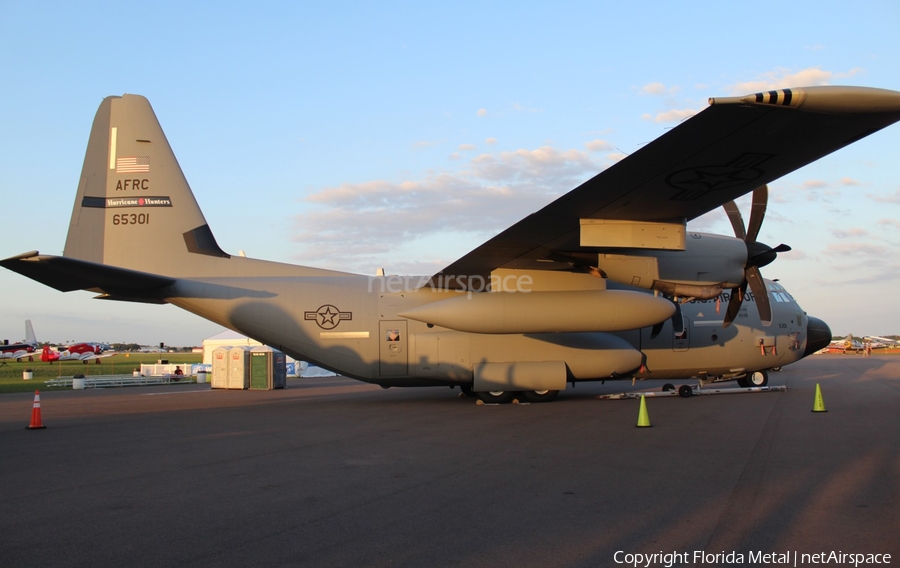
1 354 898 567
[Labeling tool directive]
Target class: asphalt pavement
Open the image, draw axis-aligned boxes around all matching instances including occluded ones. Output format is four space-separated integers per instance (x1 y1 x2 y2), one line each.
1 355 898 567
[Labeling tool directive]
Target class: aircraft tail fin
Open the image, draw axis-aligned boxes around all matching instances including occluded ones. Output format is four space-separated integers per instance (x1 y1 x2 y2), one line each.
64 95 229 277
25 320 37 345
41 345 58 363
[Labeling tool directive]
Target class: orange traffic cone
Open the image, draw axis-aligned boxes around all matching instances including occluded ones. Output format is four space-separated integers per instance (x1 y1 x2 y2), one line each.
26 390 46 430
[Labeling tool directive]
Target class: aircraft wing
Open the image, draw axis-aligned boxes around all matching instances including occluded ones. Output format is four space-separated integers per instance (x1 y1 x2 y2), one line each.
1 350 33 360
431 86 900 286
0 251 175 303
80 352 116 361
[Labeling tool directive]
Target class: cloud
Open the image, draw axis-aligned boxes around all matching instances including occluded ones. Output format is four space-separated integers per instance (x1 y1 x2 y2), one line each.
412 140 438 149
878 219 900 230
511 103 540 113
639 83 681 97
584 139 614 152
457 144 476 152
802 180 828 189
485 137 497 145
292 145 604 270
640 82 667 96
831 228 869 239
868 189 900 203
840 177 862 186
727 66 863 94
825 243 888 257
781 249 809 261
476 108 487 117
641 108 700 124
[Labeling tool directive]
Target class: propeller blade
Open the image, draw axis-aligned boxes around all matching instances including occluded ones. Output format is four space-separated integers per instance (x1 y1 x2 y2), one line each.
672 302 685 337
772 243 791 253
650 298 684 339
722 281 747 328
723 200 746 240
746 185 768 242
746 266 772 326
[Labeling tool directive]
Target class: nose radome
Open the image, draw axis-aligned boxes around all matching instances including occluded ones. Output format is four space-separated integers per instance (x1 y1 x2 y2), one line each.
804 316 832 357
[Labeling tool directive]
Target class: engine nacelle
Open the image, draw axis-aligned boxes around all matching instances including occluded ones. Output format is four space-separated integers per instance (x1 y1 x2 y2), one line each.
595 232 746 299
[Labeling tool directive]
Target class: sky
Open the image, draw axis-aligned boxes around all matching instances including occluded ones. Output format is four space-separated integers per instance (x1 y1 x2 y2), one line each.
2 1 899 345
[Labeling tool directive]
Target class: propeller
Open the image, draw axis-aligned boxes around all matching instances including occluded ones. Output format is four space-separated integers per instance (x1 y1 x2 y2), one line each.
650 300 684 340
721 185 791 328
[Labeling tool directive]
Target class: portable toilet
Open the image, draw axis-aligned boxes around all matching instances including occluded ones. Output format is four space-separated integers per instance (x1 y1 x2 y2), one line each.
272 350 287 389
249 350 269 390
249 346 287 389
211 346 231 389
227 346 252 389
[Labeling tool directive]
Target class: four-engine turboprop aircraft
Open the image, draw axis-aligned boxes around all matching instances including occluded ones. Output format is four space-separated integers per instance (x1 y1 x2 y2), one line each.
4 87 900 402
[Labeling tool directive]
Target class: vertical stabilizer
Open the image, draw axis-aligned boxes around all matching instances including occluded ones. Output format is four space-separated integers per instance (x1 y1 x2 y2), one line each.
24 320 37 345
64 95 228 276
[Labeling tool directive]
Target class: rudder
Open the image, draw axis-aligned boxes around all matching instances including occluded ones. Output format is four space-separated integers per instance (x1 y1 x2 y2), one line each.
25 320 37 345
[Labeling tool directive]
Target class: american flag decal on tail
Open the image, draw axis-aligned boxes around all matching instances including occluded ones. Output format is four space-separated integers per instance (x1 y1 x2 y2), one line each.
116 156 150 173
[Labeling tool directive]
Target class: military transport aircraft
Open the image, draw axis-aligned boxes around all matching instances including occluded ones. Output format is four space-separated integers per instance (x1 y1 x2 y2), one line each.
4 87 900 402
0 320 38 362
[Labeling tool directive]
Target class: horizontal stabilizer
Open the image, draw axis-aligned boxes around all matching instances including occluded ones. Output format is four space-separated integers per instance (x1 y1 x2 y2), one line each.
0 251 175 302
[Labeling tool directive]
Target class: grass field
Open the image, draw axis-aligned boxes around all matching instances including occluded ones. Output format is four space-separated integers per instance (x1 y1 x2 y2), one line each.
0 353 201 394
3 349 898 395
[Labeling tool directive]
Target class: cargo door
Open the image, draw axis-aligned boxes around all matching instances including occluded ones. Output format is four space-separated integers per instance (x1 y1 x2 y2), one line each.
379 321 408 376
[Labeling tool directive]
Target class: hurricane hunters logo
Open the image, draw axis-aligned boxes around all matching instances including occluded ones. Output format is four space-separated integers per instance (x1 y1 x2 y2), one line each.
666 153 774 200
81 196 172 208
304 305 352 330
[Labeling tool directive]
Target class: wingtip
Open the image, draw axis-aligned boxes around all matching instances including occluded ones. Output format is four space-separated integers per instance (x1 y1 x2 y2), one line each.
710 86 900 114
1 250 40 263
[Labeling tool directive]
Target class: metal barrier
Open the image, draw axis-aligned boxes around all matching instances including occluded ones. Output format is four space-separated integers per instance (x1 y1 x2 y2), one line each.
44 375 197 389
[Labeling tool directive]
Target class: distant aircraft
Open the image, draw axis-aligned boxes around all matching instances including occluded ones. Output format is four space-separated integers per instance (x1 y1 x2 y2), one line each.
40 343 114 364
827 334 866 353
0 320 39 362
4 87 900 402
864 335 900 349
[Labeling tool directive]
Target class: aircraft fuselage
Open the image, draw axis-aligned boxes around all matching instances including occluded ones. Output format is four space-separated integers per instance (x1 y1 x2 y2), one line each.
167 272 820 388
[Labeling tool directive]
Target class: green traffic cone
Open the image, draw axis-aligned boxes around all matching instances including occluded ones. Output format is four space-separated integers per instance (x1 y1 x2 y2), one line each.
636 395 652 427
812 383 827 413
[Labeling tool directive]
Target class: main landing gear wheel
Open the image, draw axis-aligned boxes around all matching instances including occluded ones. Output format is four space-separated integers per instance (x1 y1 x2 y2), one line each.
749 370 768 386
678 385 693 398
737 370 768 388
476 391 515 404
521 390 559 403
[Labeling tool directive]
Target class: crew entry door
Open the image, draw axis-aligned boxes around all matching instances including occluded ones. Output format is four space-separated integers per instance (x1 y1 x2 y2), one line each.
379 321 408 376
